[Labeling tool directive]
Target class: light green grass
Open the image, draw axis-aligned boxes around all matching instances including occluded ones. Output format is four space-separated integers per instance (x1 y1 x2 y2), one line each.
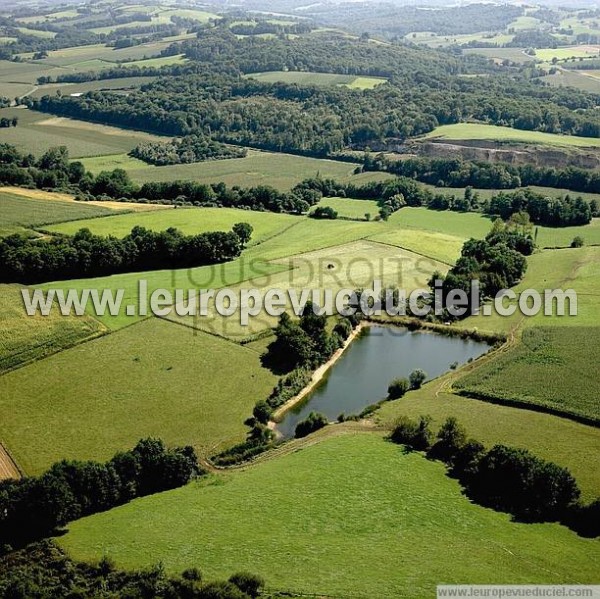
456 327 600 424
314 196 379 219
245 71 387 89
0 190 118 236
542 68 600 94
59 434 600 597
425 123 600 148
85 150 393 191
15 27 56 39
0 108 167 158
120 54 187 69
463 47 534 64
0 318 277 475
46 206 298 240
535 45 600 62
536 218 600 248
0 284 105 374
29 76 158 100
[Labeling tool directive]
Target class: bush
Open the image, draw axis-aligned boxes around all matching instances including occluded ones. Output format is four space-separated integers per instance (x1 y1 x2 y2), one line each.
295 412 328 438
228 572 265 597
389 415 433 451
387 377 410 399
571 236 584 248
427 417 467 464
252 400 273 425
409 369 427 389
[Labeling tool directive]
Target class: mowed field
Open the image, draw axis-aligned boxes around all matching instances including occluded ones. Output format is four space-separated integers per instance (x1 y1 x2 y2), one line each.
424 123 600 148
80 150 395 191
244 70 388 89
0 317 277 475
0 189 119 236
59 434 599 597
0 108 167 158
0 284 105 374
456 327 600 424
313 196 380 220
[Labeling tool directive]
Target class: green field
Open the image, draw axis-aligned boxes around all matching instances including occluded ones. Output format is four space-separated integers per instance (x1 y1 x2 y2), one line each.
120 54 187 69
245 71 388 89
0 108 167 158
46 206 298 241
0 284 105 374
58 434 599 597
0 317 277 475
542 68 600 94
29 76 158 100
535 45 600 62
80 150 394 191
463 47 534 64
424 123 600 148
314 196 380 219
0 189 118 236
456 327 600 424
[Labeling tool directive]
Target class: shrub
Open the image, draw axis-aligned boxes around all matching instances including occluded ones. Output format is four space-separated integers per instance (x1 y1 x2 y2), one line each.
389 415 433 451
409 369 427 389
228 572 265 597
295 412 328 438
571 236 584 248
387 377 409 400
252 400 273 425
427 417 467 464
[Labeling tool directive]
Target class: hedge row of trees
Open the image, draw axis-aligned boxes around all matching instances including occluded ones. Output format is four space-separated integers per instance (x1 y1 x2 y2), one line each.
1 542 264 599
0 224 250 284
0 439 201 548
391 416 599 536
130 134 247 166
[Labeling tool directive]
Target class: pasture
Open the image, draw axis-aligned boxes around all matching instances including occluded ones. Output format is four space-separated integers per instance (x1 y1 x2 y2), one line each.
244 71 388 89
81 150 394 191
535 45 600 62
456 327 600 424
46 206 298 241
58 434 599 596
29 76 158 99
424 123 600 148
314 196 379 219
0 284 105 374
0 189 118 236
0 108 167 158
0 317 277 475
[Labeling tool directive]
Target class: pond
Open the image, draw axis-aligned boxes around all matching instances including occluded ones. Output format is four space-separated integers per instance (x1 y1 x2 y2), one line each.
276 325 490 439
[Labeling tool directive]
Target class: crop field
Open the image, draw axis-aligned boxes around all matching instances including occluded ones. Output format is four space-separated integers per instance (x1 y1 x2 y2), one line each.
0 108 167 157
0 317 277 475
314 196 380 219
29 76 158 99
47 206 298 240
463 47 534 64
166 239 448 339
535 45 600 62
424 123 600 148
119 54 187 68
58 434 599 596
0 189 118 236
244 71 388 89
542 69 600 94
0 284 105 374
455 326 600 424
82 150 394 190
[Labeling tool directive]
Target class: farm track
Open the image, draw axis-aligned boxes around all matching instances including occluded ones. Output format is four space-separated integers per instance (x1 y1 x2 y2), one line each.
0 442 21 480
198 420 384 474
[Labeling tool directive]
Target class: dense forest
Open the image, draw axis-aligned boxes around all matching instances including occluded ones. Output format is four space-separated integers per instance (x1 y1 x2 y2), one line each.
23 29 600 158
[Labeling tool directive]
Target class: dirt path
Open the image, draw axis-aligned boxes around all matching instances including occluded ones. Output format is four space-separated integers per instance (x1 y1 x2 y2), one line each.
0 443 21 480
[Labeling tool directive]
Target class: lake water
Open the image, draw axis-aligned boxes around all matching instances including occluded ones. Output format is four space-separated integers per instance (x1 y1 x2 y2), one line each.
276 325 490 438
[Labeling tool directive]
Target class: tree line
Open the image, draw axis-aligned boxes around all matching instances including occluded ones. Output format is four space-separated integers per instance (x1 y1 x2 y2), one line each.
0 223 250 284
0 438 200 548
391 415 599 537
130 134 247 166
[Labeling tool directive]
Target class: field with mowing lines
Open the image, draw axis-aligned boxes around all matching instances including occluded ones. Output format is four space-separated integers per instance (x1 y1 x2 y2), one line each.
463 47 534 64
424 123 600 148
47 206 298 241
0 108 167 157
59 434 599 597
0 190 118 236
542 68 600 94
0 318 277 475
456 327 600 424
82 150 394 191
29 76 158 99
245 71 388 89
535 45 600 62
166 239 447 339
313 196 379 219
0 284 105 375
119 54 187 68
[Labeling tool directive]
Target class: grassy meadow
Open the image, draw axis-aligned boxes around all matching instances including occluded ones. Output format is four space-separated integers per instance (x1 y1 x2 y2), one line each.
0 317 277 475
58 434 600 597
424 123 600 148
313 196 380 219
245 71 388 89
0 108 167 158
0 284 105 374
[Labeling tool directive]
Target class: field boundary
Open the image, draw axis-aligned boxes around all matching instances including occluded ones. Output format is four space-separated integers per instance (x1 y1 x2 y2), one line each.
0 442 22 480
